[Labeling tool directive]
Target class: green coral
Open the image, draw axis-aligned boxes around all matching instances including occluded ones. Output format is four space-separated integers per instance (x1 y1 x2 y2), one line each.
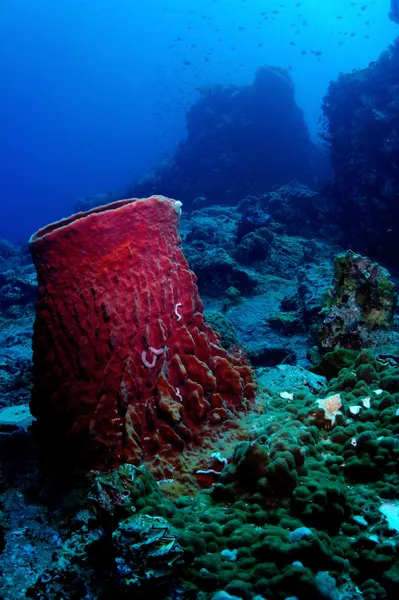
26 350 399 600
204 311 239 349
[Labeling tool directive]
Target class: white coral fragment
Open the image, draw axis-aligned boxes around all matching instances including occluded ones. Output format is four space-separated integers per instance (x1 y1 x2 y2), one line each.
280 391 294 401
361 396 371 409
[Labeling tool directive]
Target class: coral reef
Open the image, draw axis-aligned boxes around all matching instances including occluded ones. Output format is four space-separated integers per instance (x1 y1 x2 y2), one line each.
29 196 256 469
317 250 398 353
124 67 319 210
1 208 399 600
3 350 396 600
322 38 399 266
236 182 331 240
180 197 345 367
1 170 399 600
0 241 35 409
4 35 399 597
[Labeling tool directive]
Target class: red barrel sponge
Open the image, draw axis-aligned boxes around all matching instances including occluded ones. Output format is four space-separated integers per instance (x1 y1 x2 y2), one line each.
29 196 256 468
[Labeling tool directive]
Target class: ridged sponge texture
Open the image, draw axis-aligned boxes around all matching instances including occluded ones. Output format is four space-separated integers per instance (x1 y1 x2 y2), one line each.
29 196 256 468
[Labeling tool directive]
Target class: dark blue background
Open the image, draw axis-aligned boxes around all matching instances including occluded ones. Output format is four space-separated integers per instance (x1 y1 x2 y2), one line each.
0 0 395 241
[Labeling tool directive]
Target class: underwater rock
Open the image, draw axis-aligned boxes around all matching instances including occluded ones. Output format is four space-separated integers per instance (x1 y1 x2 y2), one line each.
235 228 273 265
222 286 243 312
211 592 243 600
298 259 336 325
257 364 327 396
112 514 184 593
266 234 306 279
88 464 159 524
265 311 305 336
0 242 34 409
26 527 103 600
289 526 313 543
0 404 33 434
0 264 37 310
317 251 398 353
0 339 33 410
181 204 261 296
261 181 329 237
0 239 23 261
0 239 37 313
185 246 258 296
29 196 256 469
235 203 271 243
74 189 119 213
246 343 296 368
184 205 238 252
322 38 399 265
127 66 318 209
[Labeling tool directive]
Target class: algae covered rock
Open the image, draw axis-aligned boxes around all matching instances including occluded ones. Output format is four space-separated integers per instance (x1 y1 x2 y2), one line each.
236 228 273 264
261 181 327 237
267 234 306 278
266 311 305 336
235 203 271 243
257 364 327 395
318 251 397 353
88 464 159 524
186 246 257 296
112 514 184 593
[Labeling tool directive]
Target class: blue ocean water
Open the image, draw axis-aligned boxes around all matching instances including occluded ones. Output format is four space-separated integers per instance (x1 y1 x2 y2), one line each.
2 3 399 599
0 0 397 242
